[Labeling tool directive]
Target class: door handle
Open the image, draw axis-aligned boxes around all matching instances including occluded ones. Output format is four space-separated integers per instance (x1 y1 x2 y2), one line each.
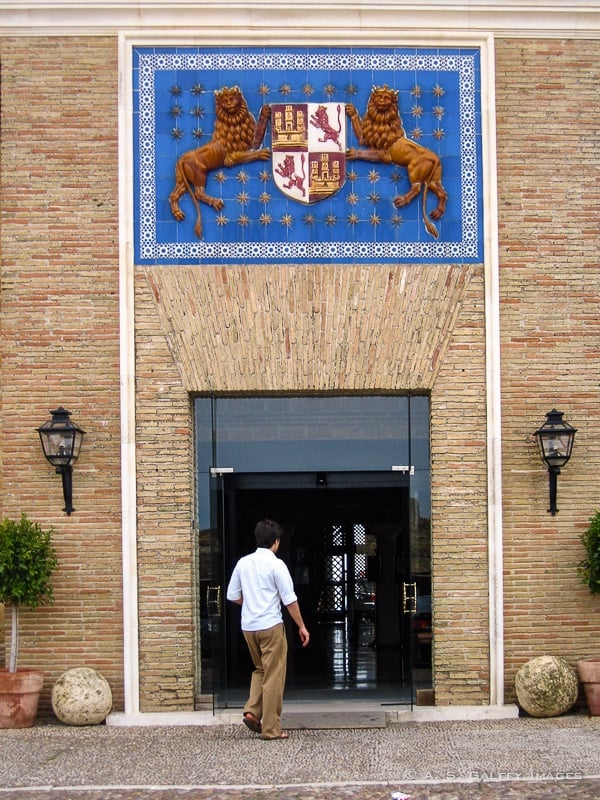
402 582 417 614
207 585 221 615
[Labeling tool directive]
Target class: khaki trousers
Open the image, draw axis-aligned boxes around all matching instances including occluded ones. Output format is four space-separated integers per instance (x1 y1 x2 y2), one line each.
242 623 288 739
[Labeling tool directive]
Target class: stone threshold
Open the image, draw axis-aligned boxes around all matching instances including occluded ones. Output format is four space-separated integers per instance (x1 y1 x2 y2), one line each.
106 703 519 727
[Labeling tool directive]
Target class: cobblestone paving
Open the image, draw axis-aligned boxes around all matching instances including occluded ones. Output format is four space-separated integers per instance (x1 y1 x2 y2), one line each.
0 716 598 800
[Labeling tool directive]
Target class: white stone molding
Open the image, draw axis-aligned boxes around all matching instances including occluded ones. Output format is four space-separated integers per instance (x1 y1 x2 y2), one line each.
1 1 600 38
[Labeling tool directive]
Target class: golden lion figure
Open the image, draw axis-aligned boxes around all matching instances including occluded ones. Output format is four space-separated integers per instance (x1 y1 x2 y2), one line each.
346 86 447 238
169 87 271 239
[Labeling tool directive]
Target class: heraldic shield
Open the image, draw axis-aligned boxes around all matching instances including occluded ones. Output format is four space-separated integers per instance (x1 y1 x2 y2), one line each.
271 102 346 204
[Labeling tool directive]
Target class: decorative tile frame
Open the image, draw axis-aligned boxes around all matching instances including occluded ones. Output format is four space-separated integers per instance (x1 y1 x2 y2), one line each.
133 46 483 265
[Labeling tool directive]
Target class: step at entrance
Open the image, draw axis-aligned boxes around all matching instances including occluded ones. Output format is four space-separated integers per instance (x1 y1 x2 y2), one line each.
281 709 387 729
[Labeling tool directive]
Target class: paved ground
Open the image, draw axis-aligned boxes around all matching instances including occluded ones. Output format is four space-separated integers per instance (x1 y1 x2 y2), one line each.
1 714 599 799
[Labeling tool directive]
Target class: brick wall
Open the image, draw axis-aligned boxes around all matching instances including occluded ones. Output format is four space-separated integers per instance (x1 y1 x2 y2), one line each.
134 261 488 707
0 38 124 715
495 38 600 700
430 268 489 704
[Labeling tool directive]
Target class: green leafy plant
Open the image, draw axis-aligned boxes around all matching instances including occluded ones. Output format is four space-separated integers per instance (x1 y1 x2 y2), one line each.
579 510 600 595
0 514 58 672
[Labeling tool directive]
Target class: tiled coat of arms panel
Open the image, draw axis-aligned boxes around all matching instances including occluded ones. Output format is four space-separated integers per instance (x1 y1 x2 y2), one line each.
133 46 482 265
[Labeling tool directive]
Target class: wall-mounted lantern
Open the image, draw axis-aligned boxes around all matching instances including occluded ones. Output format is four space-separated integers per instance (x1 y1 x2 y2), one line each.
37 407 85 515
534 409 576 516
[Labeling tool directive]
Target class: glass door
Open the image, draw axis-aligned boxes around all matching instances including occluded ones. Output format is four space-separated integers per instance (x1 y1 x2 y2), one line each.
207 467 242 712
407 396 432 704
195 394 432 709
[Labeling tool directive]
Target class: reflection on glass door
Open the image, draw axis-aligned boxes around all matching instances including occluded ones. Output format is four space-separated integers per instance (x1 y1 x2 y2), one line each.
197 468 229 711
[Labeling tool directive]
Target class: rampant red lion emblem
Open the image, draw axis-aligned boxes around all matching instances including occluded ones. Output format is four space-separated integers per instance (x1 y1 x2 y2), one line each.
274 154 307 197
310 104 343 151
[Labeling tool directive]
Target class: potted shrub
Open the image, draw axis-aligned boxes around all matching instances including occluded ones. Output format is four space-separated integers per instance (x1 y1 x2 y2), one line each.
577 511 600 715
579 510 600 595
0 513 58 727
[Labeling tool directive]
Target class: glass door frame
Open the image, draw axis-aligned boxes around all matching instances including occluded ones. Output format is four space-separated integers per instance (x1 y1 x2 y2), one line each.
195 394 431 711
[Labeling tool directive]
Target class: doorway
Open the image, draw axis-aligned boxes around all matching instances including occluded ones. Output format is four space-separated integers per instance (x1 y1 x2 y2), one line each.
195 396 432 709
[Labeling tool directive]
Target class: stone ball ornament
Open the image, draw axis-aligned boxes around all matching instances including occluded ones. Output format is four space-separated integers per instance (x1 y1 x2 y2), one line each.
515 655 578 718
52 667 112 726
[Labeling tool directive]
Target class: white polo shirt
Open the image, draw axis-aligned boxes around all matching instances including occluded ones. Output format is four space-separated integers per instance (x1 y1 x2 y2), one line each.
226 547 298 632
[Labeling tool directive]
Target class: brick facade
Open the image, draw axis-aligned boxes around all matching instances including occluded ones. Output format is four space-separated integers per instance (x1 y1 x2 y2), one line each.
1 31 599 716
495 38 600 700
0 37 124 713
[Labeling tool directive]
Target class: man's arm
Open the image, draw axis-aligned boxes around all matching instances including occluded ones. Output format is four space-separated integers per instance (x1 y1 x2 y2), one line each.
285 600 310 647
226 563 242 605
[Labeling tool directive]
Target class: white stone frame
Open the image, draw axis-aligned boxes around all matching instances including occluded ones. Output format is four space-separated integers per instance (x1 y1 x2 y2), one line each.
116 23 503 722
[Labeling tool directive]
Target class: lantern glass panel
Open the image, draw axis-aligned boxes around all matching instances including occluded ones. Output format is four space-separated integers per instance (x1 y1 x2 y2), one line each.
41 430 76 465
537 430 574 468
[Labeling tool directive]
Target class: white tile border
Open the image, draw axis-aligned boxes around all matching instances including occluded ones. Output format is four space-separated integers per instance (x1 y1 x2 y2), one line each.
135 47 481 263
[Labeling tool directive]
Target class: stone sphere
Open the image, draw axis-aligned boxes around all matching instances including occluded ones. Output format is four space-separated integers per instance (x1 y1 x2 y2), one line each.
51 667 112 726
515 656 578 718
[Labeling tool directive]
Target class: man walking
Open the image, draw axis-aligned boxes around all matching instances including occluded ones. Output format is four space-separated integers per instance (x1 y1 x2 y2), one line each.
226 518 310 740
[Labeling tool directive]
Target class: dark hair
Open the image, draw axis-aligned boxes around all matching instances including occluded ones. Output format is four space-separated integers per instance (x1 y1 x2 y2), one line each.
254 518 283 548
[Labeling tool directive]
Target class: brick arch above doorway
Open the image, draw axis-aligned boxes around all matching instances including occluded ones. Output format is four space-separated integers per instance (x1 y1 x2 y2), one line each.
143 262 475 393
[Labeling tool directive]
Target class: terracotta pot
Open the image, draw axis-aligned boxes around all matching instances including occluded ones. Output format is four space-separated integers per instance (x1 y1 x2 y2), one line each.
0 669 44 728
576 659 600 716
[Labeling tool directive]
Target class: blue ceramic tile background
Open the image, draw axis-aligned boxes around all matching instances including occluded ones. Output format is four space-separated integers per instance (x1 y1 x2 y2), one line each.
133 46 482 265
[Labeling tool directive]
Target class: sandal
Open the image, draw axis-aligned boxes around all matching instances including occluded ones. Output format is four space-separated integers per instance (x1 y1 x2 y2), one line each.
242 711 262 733
261 731 289 740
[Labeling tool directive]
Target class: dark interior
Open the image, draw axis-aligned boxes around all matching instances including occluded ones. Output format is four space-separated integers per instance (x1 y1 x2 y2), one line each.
215 475 431 706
